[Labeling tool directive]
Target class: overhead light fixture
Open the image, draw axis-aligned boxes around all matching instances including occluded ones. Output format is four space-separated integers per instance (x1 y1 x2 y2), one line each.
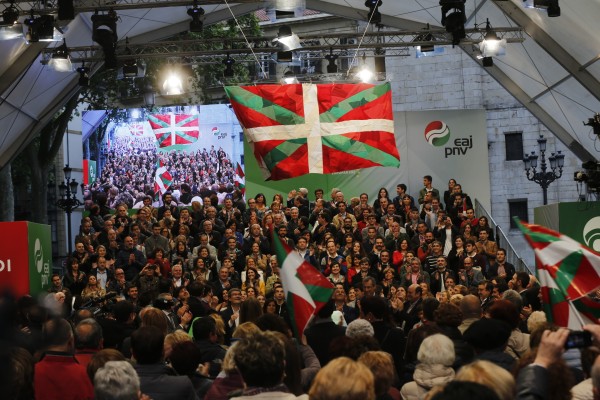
92 10 118 68
163 71 184 95
265 0 306 21
24 14 59 43
120 38 145 79
1 1 19 26
57 0 75 21
187 0 205 33
523 0 560 17
281 69 298 84
223 53 235 77
365 0 382 25
48 39 72 72
273 25 301 63
77 63 90 86
440 0 466 46
478 19 506 67
324 48 338 73
355 54 374 83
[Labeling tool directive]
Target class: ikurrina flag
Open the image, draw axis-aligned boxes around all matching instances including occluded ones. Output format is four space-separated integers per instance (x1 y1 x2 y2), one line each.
516 218 600 328
148 114 199 148
234 163 246 197
272 231 334 337
154 159 173 196
225 83 399 180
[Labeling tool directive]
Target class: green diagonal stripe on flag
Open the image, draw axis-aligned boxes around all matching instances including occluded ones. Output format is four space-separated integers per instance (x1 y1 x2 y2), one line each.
262 138 307 171
320 83 391 123
225 86 305 125
322 134 400 167
554 251 586 295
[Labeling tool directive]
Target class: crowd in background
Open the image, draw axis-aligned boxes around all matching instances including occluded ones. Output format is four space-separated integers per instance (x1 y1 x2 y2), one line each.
2 176 600 400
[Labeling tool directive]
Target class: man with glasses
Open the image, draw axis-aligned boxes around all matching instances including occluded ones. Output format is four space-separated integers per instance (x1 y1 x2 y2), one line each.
332 201 357 230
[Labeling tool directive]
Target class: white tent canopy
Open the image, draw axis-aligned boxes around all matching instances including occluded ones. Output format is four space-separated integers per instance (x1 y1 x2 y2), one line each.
1 0 599 168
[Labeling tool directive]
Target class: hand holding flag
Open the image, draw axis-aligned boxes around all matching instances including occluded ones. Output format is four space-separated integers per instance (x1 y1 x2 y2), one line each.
272 231 334 337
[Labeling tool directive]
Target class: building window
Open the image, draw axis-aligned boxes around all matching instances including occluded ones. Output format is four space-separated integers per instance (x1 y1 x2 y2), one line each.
505 131 523 161
508 199 528 229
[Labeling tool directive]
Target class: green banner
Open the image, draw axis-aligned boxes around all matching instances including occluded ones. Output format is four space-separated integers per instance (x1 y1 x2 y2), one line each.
27 222 52 295
534 201 600 251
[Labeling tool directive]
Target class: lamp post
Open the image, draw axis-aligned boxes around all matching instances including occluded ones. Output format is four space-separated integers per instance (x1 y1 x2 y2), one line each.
55 165 82 255
523 135 565 205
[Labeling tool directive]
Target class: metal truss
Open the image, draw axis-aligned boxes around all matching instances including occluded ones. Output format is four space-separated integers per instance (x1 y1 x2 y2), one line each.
39 27 524 64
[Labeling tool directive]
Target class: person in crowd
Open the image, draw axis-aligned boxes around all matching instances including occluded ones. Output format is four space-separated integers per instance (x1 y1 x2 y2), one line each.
309 357 375 400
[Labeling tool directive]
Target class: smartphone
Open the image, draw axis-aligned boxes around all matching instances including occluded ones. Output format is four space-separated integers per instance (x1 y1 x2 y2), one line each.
565 331 592 349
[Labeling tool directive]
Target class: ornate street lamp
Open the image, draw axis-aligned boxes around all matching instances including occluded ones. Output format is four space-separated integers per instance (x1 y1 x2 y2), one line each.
523 135 565 205
55 165 82 254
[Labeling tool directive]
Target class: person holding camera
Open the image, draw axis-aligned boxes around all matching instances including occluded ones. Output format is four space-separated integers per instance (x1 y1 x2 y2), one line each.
136 263 161 300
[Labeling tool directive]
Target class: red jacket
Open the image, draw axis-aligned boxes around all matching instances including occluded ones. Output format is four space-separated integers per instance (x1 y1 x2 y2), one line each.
34 352 93 400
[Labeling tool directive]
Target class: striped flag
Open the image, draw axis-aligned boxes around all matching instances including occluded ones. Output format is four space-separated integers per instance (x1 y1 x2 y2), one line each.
234 162 246 197
148 114 199 148
225 83 399 180
154 159 173 197
516 218 600 328
272 231 334 337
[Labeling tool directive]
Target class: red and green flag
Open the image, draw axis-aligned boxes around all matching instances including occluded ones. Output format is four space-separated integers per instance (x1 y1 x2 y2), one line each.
516 218 600 328
148 114 199 148
234 162 246 198
154 159 173 197
225 83 399 180
272 231 335 337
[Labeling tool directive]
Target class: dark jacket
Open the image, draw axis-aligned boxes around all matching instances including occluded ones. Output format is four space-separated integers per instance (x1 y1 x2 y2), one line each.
134 363 198 400
304 319 346 366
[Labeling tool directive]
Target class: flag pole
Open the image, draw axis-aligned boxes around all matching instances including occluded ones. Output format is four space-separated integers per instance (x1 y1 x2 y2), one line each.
568 299 587 329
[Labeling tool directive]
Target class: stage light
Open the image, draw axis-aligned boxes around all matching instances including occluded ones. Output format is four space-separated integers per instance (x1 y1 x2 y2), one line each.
523 0 560 17
478 19 506 67
187 0 205 33
92 10 118 69
325 48 338 73
282 69 298 84
57 0 75 21
1 1 19 26
48 39 72 72
163 72 184 95
223 54 235 77
440 0 466 46
274 25 301 51
77 63 90 87
365 0 382 25
24 14 59 43
355 55 374 83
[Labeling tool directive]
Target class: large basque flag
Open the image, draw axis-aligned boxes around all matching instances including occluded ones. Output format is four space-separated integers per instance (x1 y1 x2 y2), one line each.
273 231 335 337
225 83 399 180
516 218 600 328
148 114 200 148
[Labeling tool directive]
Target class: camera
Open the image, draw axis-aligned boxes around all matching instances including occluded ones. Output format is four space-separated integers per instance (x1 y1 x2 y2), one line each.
565 330 592 349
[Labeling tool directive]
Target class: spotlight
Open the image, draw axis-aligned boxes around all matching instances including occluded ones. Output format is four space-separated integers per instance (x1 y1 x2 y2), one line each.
479 18 506 66
121 39 140 79
1 1 19 26
77 64 90 86
48 39 72 72
163 72 184 95
584 113 600 137
325 48 338 73
187 0 205 33
92 10 118 69
223 53 235 78
274 25 301 51
523 0 560 17
365 0 382 25
24 14 57 43
440 0 466 45
282 70 298 84
355 54 374 83
57 0 75 21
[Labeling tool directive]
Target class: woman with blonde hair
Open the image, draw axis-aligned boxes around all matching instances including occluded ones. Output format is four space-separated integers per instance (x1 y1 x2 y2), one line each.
455 360 515 400
164 330 192 360
358 351 399 400
309 357 375 400
80 275 106 302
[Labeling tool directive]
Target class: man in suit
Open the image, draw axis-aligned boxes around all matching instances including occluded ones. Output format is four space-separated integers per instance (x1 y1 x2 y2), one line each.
304 299 346 366
219 288 242 345
399 283 423 332
487 248 515 280
430 255 457 295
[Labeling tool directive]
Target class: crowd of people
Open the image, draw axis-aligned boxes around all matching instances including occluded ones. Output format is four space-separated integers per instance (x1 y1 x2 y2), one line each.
2 176 600 400
87 143 237 211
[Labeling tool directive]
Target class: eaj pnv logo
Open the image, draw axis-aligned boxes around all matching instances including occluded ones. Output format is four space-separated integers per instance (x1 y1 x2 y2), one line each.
583 217 600 252
424 121 451 147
